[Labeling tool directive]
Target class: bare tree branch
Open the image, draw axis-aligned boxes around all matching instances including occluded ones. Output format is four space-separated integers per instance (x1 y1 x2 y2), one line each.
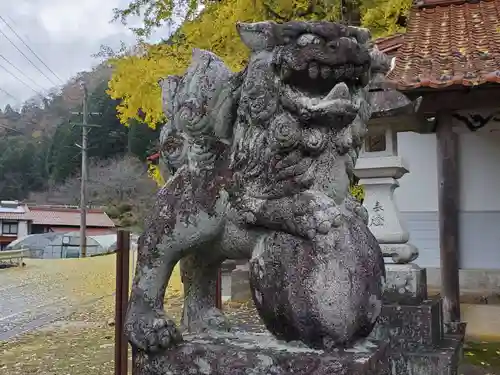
28 156 158 228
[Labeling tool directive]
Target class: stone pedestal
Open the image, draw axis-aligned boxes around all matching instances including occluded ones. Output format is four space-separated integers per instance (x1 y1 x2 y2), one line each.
371 263 465 375
383 263 427 304
356 156 409 243
354 126 465 373
354 125 418 264
355 155 418 264
133 331 390 375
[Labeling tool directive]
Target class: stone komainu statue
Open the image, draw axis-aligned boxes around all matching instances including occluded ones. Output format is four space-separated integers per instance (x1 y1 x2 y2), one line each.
126 21 390 353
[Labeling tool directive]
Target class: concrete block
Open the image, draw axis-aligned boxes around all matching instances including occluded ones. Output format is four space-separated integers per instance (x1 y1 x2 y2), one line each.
371 299 443 348
388 337 462 375
383 263 427 305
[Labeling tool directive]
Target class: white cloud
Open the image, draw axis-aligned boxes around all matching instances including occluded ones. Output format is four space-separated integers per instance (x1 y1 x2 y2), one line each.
37 0 131 42
0 0 171 109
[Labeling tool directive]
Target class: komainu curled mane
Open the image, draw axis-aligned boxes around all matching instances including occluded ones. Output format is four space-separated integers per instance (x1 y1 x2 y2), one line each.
126 20 390 352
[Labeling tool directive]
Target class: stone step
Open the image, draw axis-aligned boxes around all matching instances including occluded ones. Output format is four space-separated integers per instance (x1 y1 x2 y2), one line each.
370 298 443 348
133 332 391 375
387 337 462 375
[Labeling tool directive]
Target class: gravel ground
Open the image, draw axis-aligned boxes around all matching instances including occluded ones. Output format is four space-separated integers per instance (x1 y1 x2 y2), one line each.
0 257 122 342
0 257 498 374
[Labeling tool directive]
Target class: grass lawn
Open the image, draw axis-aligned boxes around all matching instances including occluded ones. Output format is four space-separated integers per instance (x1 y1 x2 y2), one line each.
0 255 499 374
464 341 500 372
0 254 252 374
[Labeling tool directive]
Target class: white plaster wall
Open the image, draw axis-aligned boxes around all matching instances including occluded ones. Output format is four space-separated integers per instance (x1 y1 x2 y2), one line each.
18 221 28 237
394 132 439 212
395 130 500 212
392 129 500 269
459 131 500 211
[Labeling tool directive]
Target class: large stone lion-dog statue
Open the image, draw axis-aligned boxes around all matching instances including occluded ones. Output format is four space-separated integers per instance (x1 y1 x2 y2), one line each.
125 20 390 353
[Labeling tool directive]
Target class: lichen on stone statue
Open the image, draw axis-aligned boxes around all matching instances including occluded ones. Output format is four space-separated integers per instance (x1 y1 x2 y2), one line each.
126 19 389 373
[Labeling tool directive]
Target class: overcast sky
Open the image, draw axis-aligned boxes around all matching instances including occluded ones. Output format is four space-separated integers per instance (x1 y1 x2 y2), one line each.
0 0 171 109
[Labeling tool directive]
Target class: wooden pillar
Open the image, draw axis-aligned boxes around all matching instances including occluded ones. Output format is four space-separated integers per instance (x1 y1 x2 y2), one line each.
436 115 461 329
115 230 130 375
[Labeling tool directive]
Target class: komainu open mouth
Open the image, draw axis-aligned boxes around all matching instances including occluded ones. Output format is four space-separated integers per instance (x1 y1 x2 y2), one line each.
276 31 371 127
281 61 369 97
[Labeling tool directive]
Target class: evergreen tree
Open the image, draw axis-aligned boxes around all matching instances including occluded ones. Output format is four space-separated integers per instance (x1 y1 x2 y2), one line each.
127 118 161 159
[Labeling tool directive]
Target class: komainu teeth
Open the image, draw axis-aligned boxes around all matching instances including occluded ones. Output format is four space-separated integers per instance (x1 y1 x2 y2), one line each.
308 62 319 79
325 82 351 101
297 33 321 47
320 65 331 79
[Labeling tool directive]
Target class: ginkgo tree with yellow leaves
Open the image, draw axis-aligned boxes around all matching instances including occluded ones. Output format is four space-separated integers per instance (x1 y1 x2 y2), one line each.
108 0 411 197
108 0 411 128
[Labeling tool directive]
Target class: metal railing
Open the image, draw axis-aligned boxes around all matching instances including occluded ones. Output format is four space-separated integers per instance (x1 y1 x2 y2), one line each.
0 248 26 266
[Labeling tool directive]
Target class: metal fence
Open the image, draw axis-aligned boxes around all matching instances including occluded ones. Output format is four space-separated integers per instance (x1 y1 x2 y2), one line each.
0 248 26 266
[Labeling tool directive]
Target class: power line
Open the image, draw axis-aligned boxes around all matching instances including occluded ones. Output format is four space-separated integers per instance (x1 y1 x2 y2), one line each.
1 15 89 103
0 55 45 95
0 61 41 96
0 15 80 102
4 14 35 49
0 15 64 84
0 53 47 91
0 86 19 102
0 22 59 87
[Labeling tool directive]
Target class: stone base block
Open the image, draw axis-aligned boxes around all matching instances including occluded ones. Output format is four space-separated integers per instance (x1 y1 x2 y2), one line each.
388 337 462 375
380 243 419 265
133 331 390 375
383 263 427 304
370 298 442 348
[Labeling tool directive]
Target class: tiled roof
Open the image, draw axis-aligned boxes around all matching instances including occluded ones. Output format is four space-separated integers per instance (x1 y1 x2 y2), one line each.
26 206 115 228
0 204 30 221
0 211 29 221
50 227 116 235
386 0 500 91
373 34 404 55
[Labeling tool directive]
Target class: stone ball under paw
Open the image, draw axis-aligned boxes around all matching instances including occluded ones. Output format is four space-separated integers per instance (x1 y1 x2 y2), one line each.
248 214 385 350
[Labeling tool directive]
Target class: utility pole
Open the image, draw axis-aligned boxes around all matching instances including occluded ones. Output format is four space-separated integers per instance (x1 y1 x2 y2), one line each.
80 83 88 258
71 82 101 258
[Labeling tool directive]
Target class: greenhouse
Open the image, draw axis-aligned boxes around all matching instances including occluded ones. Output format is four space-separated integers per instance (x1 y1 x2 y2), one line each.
6 232 118 259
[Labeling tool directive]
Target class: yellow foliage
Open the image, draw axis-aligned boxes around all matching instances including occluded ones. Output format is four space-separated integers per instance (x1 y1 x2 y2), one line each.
108 0 368 127
108 0 412 127
361 0 412 38
350 183 365 202
148 163 165 186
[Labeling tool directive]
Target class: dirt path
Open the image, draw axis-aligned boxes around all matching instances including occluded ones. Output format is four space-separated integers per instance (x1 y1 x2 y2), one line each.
0 261 116 342
0 272 73 341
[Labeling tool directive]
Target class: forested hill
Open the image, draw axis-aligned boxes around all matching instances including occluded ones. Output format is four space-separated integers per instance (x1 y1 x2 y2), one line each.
0 63 160 207
1 0 413 227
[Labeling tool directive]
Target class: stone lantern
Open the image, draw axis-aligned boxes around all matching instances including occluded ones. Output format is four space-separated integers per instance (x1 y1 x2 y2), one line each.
356 121 430 310
355 125 418 264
